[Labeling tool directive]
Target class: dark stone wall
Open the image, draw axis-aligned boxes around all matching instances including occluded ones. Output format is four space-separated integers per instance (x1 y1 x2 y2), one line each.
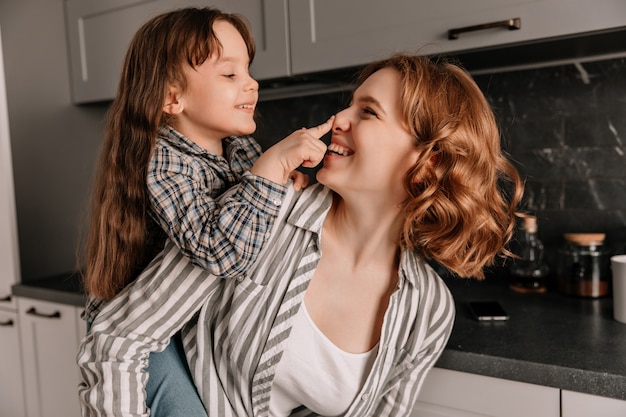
255 57 626 275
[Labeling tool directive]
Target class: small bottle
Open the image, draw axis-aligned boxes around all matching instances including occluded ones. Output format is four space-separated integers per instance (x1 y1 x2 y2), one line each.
509 216 549 293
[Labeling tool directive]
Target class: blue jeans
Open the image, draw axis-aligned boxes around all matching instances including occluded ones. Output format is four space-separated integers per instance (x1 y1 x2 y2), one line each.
146 331 207 417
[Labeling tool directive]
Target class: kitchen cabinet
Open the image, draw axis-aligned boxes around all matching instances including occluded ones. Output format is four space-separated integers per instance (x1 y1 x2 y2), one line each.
413 368 560 417
561 390 626 417
0 309 26 417
64 0 289 103
288 0 626 75
17 297 84 417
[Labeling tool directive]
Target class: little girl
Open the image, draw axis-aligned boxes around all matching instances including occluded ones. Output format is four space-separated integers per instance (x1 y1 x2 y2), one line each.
80 7 330 416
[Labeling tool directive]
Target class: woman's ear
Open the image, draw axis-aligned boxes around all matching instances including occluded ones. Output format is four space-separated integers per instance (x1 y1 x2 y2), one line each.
163 84 183 115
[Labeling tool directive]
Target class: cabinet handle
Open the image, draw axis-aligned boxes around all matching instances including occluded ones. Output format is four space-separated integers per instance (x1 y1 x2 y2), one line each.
0 294 11 302
26 307 61 319
448 17 521 40
0 318 14 326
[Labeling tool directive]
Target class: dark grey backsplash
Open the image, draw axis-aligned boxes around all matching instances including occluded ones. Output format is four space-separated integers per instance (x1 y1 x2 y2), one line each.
255 57 626 270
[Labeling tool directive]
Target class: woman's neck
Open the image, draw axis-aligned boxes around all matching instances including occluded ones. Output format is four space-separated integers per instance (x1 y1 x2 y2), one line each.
324 193 403 269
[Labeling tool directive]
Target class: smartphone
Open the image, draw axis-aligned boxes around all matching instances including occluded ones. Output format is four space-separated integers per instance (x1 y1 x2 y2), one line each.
468 301 509 321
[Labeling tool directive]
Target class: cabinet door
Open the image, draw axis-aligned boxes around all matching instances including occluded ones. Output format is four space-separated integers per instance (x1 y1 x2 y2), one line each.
175 0 290 80
0 309 26 417
17 298 81 417
562 390 626 417
64 0 289 103
288 0 626 75
413 368 560 417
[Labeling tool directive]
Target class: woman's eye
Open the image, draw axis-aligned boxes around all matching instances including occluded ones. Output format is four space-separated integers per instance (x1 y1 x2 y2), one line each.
362 107 378 117
223 74 236 79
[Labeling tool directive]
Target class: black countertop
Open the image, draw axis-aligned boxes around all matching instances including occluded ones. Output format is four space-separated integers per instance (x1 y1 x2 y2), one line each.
437 274 626 401
11 271 626 400
12 272 85 307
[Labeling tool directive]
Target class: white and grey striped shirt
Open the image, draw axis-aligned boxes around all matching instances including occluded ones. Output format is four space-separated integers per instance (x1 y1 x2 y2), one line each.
78 184 455 417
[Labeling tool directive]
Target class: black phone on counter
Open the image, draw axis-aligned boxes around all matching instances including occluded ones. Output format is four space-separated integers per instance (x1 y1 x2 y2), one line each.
468 301 509 321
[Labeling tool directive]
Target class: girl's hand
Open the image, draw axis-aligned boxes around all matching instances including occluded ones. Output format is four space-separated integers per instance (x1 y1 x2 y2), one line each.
251 116 334 185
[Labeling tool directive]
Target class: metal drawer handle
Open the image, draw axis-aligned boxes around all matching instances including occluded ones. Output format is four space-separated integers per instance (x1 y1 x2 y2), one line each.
0 319 14 327
0 294 11 302
448 17 521 40
26 307 61 319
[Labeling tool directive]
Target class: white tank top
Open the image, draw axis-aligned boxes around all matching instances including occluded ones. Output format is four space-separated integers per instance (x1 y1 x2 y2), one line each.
269 302 378 417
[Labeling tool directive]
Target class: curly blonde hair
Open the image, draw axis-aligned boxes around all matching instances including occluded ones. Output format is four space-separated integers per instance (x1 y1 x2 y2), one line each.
357 55 524 278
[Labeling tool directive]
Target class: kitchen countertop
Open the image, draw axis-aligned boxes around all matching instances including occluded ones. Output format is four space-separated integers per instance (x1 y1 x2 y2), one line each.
12 271 85 307
11 270 626 401
437 273 626 401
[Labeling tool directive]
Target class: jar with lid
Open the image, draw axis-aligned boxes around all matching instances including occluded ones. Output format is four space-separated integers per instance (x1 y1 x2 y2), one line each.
557 233 611 298
509 216 549 293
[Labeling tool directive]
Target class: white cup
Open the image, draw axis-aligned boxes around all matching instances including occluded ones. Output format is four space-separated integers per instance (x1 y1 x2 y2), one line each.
610 254 626 324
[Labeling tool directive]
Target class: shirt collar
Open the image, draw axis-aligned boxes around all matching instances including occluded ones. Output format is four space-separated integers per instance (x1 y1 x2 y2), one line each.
159 125 244 157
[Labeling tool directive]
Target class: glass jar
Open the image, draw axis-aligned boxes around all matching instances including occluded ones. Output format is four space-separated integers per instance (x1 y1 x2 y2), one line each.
509 216 549 293
557 233 611 298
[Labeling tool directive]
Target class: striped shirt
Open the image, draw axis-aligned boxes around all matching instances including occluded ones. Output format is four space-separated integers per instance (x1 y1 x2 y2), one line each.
78 184 455 417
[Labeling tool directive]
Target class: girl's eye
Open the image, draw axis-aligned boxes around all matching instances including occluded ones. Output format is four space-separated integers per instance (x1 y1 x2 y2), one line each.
224 74 236 79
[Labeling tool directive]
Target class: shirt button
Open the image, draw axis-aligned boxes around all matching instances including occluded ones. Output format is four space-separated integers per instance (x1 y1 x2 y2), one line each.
236 276 244 282
273 199 282 207
361 393 370 401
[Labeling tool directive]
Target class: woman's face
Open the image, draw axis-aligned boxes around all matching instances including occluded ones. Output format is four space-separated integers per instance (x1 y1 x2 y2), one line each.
317 67 419 203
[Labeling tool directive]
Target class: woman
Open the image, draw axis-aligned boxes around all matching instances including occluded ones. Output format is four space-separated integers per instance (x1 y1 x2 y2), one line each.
78 54 523 417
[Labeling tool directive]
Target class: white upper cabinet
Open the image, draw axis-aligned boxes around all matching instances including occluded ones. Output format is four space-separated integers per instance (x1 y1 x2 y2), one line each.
65 0 626 103
288 0 626 75
64 0 289 103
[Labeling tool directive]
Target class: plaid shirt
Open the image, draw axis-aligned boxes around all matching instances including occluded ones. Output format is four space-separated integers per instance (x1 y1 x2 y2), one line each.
83 126 286 324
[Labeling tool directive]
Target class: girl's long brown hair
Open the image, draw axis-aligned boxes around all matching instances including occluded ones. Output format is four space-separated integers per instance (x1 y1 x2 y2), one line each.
357 55 523 278
81 7 255 300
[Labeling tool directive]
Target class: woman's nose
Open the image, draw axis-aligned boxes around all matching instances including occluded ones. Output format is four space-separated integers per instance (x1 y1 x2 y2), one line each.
332 108 350 132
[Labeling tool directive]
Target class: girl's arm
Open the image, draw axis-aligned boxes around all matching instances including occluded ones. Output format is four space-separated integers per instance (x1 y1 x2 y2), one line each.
148 143 286 278
149 120 330 278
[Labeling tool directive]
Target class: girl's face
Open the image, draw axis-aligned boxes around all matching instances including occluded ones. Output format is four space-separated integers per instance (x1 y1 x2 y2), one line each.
317 67 419 203
165 20 259 153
